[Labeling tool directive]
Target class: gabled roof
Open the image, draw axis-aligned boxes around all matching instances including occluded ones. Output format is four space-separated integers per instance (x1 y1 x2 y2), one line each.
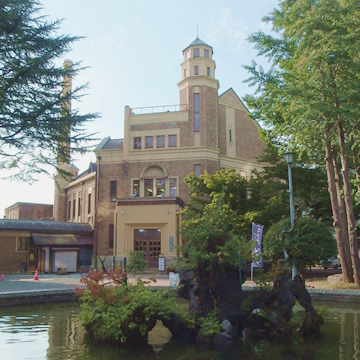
0 219 93 233
183 37 213 53
95 136 123 151
218 88 249 113
73 162 97 181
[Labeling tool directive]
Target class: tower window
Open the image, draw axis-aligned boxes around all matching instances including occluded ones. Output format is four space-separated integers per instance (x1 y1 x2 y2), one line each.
204 49 209 58
194 48 199 57
194 93 200 132
78 197 81 216
157 135 165 148
194 66 199 75
184 68 187 78
194 164 201 177
229 129 232 142
207 67 210 76
134 137 141 149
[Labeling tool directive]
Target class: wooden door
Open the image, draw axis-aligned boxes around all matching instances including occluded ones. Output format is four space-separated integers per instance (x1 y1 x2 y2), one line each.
134 229 161 268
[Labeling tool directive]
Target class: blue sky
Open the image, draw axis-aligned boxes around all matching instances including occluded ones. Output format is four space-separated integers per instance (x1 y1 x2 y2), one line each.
0 0 280 216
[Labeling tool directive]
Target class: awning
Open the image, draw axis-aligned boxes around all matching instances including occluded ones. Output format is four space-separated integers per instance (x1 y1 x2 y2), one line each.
31 233 93 246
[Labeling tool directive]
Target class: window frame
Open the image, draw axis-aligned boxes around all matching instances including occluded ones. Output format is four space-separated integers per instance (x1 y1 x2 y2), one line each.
88 193 92 214
169 177 178 197
110 180 117 202
194 93 200 132
207 66 210 76
109 224 114 249
16 237 29 252
193 48 200 57
194 65 199 75
168 135 177 147
145 136 153 149
156 135 165 148
204 49 209 58
195 164 201 177
133 137 141 149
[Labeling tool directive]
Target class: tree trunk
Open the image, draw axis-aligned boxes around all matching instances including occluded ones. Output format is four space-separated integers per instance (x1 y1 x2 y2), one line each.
350 135 360 192
324 133 353 283
332 147 354 280
336 119 360 285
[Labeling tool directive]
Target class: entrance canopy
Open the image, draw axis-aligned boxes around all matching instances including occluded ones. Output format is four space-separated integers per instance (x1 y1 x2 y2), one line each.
32 233 93 246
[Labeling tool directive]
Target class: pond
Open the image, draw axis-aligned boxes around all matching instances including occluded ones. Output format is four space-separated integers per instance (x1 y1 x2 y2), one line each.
0 301 359 360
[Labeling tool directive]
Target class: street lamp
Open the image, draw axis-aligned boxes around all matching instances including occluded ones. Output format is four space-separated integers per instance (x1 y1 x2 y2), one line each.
283 152 297 279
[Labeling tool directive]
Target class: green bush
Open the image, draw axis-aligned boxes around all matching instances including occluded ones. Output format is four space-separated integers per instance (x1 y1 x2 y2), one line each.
126 251 147 275
263 217 337 271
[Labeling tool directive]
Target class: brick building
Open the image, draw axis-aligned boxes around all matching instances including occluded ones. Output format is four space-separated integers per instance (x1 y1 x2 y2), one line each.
56 37 265 269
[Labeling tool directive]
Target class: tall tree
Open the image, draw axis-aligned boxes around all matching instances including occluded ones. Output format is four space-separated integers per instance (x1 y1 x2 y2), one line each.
244 0 360 283
0 0 98 181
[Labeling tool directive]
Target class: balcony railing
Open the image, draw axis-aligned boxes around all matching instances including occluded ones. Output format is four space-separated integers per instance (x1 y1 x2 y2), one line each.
130 104 188 115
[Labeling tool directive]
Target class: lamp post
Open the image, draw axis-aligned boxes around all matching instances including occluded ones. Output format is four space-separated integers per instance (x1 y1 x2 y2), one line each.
284 152 296 279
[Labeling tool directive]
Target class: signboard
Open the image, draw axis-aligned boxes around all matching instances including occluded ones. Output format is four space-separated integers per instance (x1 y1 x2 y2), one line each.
158 255 165 272
251 223 264 268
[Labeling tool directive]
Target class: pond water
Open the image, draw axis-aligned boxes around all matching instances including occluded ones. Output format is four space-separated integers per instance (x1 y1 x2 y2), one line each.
0 301 359 360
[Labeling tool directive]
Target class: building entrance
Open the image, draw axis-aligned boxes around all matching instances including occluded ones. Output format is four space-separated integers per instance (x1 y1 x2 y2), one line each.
134 229 161 268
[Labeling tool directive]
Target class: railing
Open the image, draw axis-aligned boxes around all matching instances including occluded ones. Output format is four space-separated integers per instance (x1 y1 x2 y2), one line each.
130 104 188 115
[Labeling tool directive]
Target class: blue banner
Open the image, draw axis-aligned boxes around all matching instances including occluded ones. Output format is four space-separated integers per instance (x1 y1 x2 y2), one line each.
251 223 264 268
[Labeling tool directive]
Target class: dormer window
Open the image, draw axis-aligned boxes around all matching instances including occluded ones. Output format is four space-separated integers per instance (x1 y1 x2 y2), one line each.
194 48 200 57
194 66 199 75
204 49 209 58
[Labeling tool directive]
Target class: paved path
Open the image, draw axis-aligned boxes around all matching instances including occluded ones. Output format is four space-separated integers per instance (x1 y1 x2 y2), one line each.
0 273 359 305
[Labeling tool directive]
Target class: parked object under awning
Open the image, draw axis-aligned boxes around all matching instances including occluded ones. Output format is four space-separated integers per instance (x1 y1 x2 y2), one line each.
31 233 93 246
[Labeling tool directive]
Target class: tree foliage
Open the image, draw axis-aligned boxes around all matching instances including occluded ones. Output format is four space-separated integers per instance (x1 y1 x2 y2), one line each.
244 0 360 283
0 0 98 181
263 217 337 272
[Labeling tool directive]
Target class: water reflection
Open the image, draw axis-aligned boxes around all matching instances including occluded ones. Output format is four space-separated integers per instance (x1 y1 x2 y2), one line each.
0 302 359 359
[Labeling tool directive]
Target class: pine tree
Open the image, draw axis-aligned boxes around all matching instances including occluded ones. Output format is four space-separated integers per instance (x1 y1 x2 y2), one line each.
0 0 98 181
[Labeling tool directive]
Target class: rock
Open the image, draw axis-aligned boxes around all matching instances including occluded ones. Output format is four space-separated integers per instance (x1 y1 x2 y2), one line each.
327 274 344 286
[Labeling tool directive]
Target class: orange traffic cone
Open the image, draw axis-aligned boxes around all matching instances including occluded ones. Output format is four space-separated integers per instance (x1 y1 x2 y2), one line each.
34 268 39 280
0 273 4 281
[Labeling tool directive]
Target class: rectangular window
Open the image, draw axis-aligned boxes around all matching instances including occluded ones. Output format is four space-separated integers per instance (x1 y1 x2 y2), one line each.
168 135 177 147
204 49 209 58
109 224 114 249
156 178 165 197
145 179 153 197
88 193 91 214
17 237 29 251
145 136 153 148
134 137 141 149
132 179 140 196
157 135 165 148
170 178 177 196
185 51 189 59
195 164 201 177
68 200 71 220
78 197 81 216
110 181 117 202
73 199 76 218
194 48 200 57
184 69 187 78
229 129 232 142
194 65 199 75
194 93 200 132
207 66 210 76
